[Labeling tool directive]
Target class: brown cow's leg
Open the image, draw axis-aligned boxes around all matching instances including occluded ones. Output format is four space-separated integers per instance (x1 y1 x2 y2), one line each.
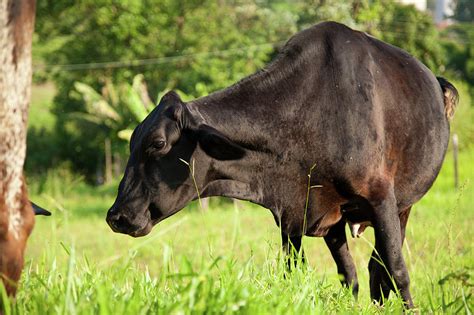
369 206 412 304
281 232 305 270
324 220 359 298
0 239 25 296
0 183 35 297
368 186 413 308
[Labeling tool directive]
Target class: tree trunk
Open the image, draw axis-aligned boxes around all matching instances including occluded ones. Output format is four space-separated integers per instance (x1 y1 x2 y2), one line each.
104 138 112 184
113 152 122 179
0 0 36 297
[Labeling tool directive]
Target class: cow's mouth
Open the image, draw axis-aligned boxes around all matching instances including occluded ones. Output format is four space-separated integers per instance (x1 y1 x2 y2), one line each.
128 222 153 237
107 204 157 237
126 204 162 237
111 203 178 237
124 204 163 237
149 203 162 223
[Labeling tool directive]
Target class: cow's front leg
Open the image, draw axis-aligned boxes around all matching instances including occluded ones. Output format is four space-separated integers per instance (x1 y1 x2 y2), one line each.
324 220 359 298
281 232 305 270
368 186 413 308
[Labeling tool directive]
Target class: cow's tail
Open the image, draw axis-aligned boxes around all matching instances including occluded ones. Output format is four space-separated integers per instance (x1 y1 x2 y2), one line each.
437 77 459 120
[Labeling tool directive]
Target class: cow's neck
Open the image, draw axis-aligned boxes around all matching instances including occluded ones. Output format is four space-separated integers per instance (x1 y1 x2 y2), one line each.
187 70 301 208
188 67 298 153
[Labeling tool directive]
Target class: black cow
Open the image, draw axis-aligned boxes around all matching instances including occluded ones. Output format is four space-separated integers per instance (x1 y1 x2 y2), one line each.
106 22 458 308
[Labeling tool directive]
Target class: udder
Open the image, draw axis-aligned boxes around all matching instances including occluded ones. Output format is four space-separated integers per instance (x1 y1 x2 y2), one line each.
341 197 374 238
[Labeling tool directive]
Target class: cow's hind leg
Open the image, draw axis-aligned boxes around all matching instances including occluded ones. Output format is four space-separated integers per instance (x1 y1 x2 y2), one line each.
369 206 412 304
324 220 359 298
368 241 392 303
367 182 413 308
281 232 305 270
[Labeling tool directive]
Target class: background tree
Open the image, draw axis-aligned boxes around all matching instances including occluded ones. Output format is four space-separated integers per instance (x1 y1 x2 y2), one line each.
0 0 36 297
441 23 474 97
33 0 297 178
354 0 444 71
453 0 474 22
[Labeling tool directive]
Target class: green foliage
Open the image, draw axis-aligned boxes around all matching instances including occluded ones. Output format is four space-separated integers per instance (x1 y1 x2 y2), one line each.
449 80 474 148
453 0 474 22
65 75 149 176
441 23 474 98
355 0 444 71
35 0 297 96
34 0 297 177
294 0 358 29
74 82 122 124
71 74 196 143
25 84 61 174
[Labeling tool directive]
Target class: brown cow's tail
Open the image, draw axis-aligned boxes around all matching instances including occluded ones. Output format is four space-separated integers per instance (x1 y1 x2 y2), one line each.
437 77 459 120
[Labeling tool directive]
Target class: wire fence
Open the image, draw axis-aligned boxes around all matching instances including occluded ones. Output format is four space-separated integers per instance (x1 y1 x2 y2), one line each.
33 22 470 73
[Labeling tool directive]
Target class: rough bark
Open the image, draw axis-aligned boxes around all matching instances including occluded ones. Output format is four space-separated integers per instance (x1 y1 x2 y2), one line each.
0 0 36 297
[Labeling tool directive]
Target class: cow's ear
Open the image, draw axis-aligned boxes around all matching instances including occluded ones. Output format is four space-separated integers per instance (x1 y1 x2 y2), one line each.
197 125 245 160
160 91 185 124
30 201 52 216
159 90 182 106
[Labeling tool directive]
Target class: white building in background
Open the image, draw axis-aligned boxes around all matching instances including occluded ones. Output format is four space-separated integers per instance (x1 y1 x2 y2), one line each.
397 0 455 25
398 0 427 11
435 0 454 23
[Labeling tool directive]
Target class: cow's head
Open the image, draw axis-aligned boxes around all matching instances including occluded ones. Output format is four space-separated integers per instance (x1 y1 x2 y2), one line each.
106 91 245 237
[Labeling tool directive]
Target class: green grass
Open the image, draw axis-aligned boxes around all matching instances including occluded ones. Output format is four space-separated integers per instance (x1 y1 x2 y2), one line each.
1 147 470 314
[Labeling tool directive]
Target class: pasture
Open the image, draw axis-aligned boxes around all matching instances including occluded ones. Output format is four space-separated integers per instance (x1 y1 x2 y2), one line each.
2 145 471 314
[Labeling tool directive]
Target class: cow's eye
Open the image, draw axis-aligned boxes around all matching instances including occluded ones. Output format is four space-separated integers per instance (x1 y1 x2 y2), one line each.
145 139 167 157
153 140 166 150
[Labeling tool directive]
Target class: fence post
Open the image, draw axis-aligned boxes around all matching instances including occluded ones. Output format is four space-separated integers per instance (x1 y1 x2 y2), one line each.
452 134 459 190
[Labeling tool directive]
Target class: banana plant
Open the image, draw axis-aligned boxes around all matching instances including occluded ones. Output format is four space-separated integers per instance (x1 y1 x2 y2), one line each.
71 74 200 142
114 78 199 141
71 74 152 140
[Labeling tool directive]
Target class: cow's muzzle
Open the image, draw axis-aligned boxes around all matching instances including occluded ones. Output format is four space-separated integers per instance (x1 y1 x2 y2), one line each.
106 206 152 237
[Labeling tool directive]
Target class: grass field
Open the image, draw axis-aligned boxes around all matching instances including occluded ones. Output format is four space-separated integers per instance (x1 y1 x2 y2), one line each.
0 146 470 314
1 85 472 314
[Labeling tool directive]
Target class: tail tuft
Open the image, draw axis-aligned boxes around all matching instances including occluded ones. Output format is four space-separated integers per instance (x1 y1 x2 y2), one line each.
437 77 459 119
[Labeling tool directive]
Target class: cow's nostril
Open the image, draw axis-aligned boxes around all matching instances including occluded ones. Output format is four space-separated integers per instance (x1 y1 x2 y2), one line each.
107 206 118 216
107 211 118 223
106 210 126 230
107 214 118 229
108 213 136 233
116 215 129 227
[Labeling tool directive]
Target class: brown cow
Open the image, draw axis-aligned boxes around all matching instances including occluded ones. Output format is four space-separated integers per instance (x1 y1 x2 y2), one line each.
0 0 37 297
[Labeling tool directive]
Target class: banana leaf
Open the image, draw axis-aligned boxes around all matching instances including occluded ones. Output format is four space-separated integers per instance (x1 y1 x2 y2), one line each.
74 82 121 123
124 84 150 123
118 129 133 141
